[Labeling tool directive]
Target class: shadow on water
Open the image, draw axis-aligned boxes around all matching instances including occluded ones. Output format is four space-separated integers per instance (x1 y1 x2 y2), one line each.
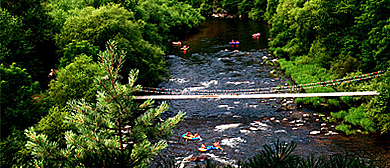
155 18 390 167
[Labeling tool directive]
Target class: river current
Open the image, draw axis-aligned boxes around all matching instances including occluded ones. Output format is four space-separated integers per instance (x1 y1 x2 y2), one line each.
152 19 390 167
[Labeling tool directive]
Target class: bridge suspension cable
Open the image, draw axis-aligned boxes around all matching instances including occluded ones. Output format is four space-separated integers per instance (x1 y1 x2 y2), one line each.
134 91 379 99
138 71 384 96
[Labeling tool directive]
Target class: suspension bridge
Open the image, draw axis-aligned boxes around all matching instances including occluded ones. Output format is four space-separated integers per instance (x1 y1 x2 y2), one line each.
135 71 384 100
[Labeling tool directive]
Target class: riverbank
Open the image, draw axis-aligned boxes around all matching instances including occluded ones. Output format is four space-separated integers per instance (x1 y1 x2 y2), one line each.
277 57 390 135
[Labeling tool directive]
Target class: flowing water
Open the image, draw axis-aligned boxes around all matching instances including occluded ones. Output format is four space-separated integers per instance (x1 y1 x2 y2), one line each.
153 18 390 167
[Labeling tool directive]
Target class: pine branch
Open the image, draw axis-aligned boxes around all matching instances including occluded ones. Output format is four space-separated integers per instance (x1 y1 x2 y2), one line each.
25 127 68 166
114 52 125 77
139 99 153 109
99 81 126 117
155 111 186 136
135 102 168 127
128 140 168 167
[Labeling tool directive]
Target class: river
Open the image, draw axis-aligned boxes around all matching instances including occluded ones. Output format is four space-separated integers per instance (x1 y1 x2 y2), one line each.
152 18 390 167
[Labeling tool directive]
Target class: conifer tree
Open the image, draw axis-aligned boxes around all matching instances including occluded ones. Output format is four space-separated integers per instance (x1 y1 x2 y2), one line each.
25 40 185 167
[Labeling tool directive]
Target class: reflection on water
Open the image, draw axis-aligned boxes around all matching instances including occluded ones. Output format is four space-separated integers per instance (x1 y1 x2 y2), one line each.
155 18 390 167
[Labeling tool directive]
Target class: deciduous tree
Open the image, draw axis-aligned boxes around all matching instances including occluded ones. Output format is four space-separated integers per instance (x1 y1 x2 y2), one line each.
56 3 168 86
49 54 104 107
58 40 99 68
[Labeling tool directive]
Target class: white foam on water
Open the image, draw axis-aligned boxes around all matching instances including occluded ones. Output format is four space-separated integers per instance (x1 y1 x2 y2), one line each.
218 104 229 108
218 57 231 60
214 123 241 132
169 78 189 83
185 86 206 91
226 81 254 85
201 80 218 87
176 155 193 168
249 121 271 131
274 129 287 134
205 153 238 167
221 137 246 148
240 129 250 134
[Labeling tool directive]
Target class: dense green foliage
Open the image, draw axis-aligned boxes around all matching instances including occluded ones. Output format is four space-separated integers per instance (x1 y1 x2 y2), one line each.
45 0 205 86
263 0 390 135
0 8 34 71
365 71 390 134
182 0 267 20
0 63 47 137
0 130 34 167
25 41 185 167
55 3 166 85
34 106 71 143
55 3 135 49
1 0 56 81
59 40 99 69
1 0 203 166
49 54 104 107
121 0 205 45
0 63 49 167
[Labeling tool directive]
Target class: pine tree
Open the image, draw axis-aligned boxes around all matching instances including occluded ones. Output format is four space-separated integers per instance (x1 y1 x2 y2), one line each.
25 40 185 167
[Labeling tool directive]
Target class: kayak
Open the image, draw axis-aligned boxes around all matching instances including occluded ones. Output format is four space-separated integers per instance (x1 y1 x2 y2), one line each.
182 132 201 140
198 142 223 152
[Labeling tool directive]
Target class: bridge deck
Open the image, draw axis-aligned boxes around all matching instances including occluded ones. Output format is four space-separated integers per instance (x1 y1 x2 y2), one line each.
134 91 379 99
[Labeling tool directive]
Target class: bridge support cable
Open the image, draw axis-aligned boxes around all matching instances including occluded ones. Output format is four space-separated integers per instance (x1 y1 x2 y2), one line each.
142 70 384 95
136 70 385 99
134 91 379 99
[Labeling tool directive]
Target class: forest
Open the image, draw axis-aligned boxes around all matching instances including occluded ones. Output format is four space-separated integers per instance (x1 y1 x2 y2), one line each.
1 0 389 167
1 0 203 166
